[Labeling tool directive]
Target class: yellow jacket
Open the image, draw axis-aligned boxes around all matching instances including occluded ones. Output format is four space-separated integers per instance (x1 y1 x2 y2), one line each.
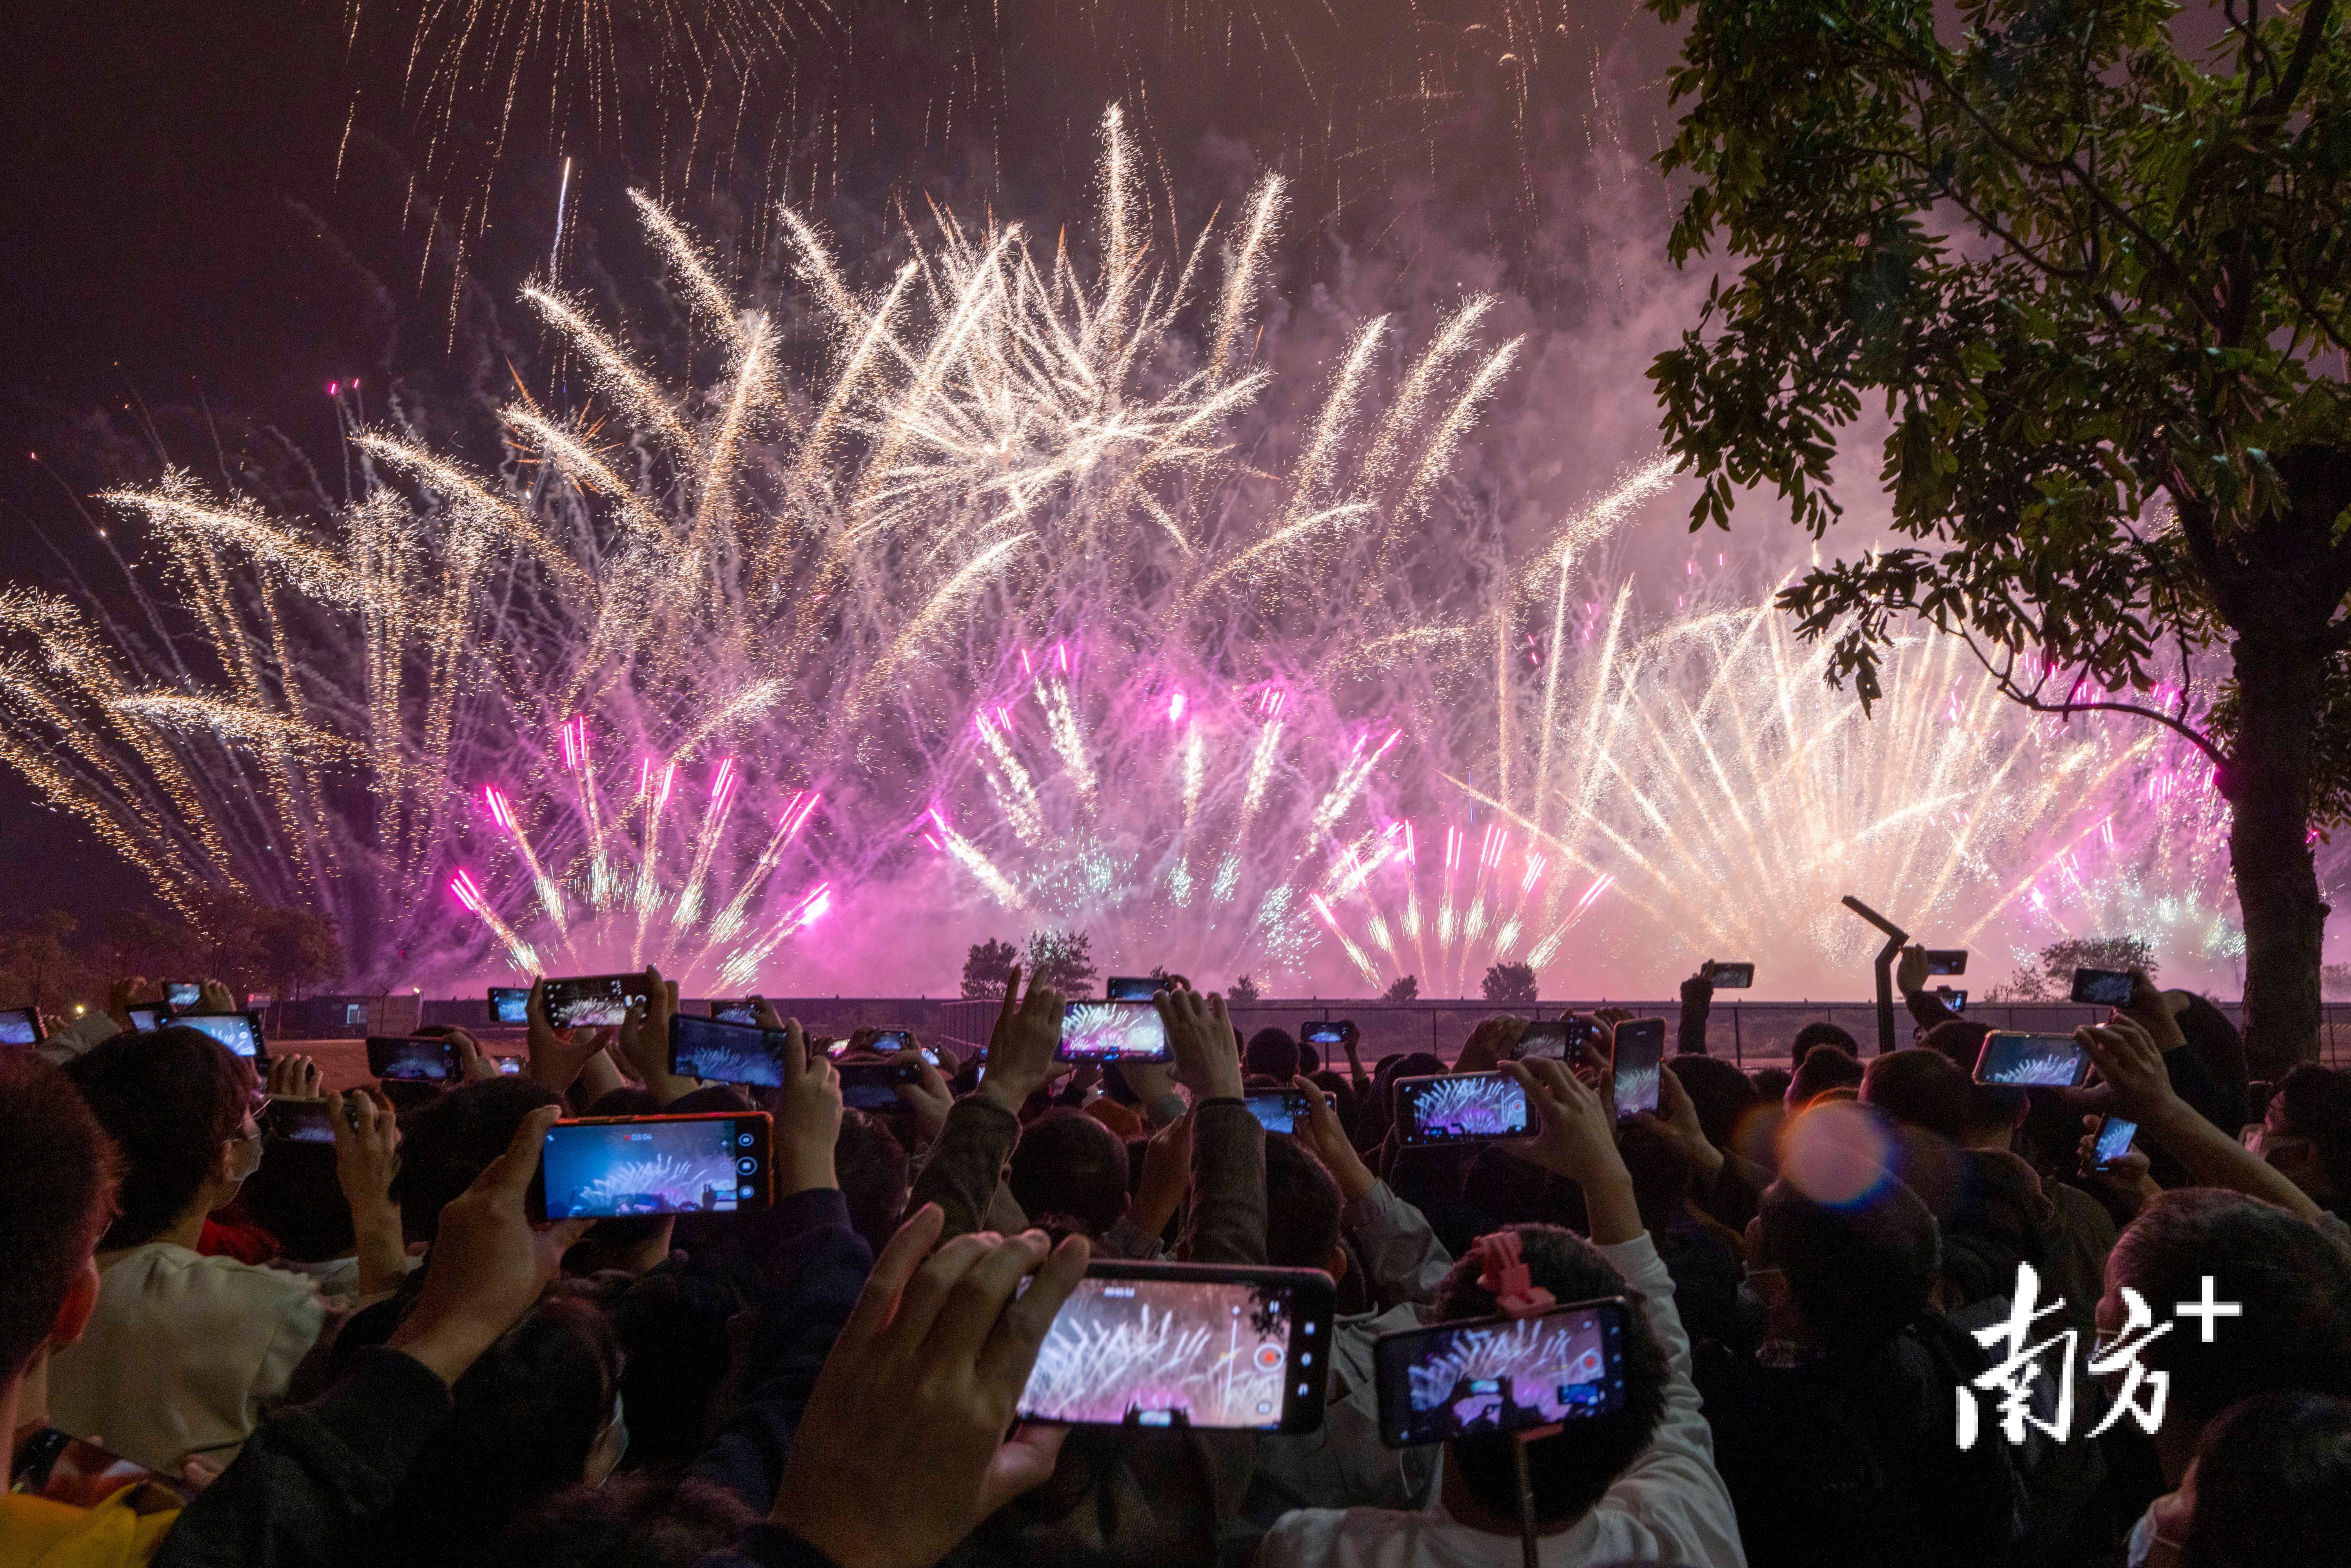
0 1486 178 1568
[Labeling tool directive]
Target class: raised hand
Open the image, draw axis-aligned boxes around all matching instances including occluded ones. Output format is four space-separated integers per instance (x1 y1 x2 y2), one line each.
617 965 693 1105
1633 1060 1725 1185
1130 1110 1195 1237
764 1016 842 1196
448 1029 503 1083
198 980 238 1014
2076 1113 2159 1208
1503 1057 1640 1243
106 975 151 1031
2077 1017 2180 1125
1157 986 1243 1102
1292 1074 1377 1204
892 1048 954 1149
385 1105 589 1387
524 977 605 1095
332 1088 407 1295
1895 944 1929 996
976 966 1067 1115
2117 970 2187 1052
770 1206 1089 1568
267 1053 323 1100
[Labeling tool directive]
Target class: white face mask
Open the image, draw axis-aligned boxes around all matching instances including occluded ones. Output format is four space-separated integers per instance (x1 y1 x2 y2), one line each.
585 1392 627 1486
226 1128 264 1185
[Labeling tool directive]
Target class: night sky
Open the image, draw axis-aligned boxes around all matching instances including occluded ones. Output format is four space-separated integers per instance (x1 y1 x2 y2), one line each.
0 1 1671 927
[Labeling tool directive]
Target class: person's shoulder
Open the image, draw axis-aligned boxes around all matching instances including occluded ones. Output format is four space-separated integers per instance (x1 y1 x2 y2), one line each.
1262 1506 1510 1568
127 1242 323 1314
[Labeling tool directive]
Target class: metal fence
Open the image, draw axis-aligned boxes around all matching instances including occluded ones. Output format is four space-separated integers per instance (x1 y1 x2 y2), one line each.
599 995 2351 1069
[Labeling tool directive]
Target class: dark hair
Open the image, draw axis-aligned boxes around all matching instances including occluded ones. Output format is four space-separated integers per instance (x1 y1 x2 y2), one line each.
0 1055 121 1381
1461 1144 1587 1232
2179 1391 2351 1568
1433 1226 1669 1525
1308 1070 1359 1134
2109 1190 2351 1429
1748 1067 1792 1104
1788 1046 1864 1109
497 1472 755 1568
1860 1049 1970 1142
64 1026 254 1249
396 1078 564 1243
1297 1040 1322 1075
1665 1054 1759 1151
1245 1027 1300 1082
381 1287 622 1560
2173 992 2251 1134
1789 1022 1859 1069
1614 1118 1697 1233
1263 1135 1342 1269
586 1087 663 1118
238 1139 355 1262
1008 1109 1129 1238
1921 1018 1992 1074
2277 1063 2351 1201
1757 1176 1939 1355
835 1109 910 1256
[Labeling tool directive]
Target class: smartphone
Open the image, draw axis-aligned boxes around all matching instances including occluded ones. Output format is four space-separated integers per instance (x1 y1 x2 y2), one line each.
177 1011 266 1062
0 1006 43 1047
1708 962 1755 988
125 1004 171 1033
1016 1261 1334 1432
1934 987 1968 1012
365 1035 458 1083
10 1426 193 1508
528 1112 774 1221
1972 1031 2093 1087
1515 1020 1569 1062
709 999 761 1025
839 1059 926 1112
487 985 531 1025
1057 1000 1172 1062
165 982 203 1011
540 974 652 1029
2070 967 2135 1007
496 1055 522 1074
669 1014 790 1088
1105 976 1162 1002
1563 1016 1612 1090
1393 1072 1531 1146
1372 1296 1631 1448
1301 1021 1351 1049
1611 1019 1667 1120
1924 949 1968 976
1243 1089 1314 1134
261 1097 340 1145
2092 1115 2139 1170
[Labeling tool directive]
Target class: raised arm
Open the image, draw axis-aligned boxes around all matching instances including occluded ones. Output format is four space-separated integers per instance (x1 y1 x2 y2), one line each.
906 967 1064 1240
2080 1014 2322 1221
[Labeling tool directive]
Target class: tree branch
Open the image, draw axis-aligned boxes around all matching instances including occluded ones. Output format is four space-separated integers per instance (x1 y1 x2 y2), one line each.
1959 628 2226 766
2251 0 2334 120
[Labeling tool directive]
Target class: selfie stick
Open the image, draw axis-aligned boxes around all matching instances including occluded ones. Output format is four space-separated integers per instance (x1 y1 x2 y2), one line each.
1839 895 1907 1058
1472 1231 1561 1568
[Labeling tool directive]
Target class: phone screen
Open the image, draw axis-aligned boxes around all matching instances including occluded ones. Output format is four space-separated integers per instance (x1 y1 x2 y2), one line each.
1973 1032 2092 1087
1564 1018 1612 1090
1301 1022 1349 1047
1709 962 1755 989
0 1006 42 1046
487 986 530 1025
1373 1298 1630 1448
1017 1264 1333 1432
367 1036 456 1082
710 1001 760 1025
530 1113 773 1220
541 974 652 1029
125 1004 170 1033
165 982 203 1010
1057 1000 1172 1062
669 1014 791 1088
839 1061 923 1111
2093 1116 2139 1168
1516 1020 1568 1061
1104 976 1161 1002
261 1098 339 1145
1243 1089 1312 1134
2070 968 2135 1007
1924 950 1969 976
1935 987 1968 1012
1393 1072 1530 1146
178 1012 264 1060
1611 1019 1667 1120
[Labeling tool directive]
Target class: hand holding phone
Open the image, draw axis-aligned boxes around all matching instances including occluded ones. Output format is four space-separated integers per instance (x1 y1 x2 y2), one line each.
0 1005 43 1047
1374 1297 1631 1447
1923 949 1968 976
528 1111 776 1220
2070 967 2136 1007
1972 1031 2093 1087
1392 1072 1531 1146
1058 1000 1172 1063
1609 1019 1667 1121
367 1035 460 1083
2090 1114 2139 1171
1242 1088 1314 1134
487 985 532 1025
1706 962 1755 989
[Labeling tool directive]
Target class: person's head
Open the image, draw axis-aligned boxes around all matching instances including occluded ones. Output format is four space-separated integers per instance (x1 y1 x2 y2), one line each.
1245 1027 1300 1082
1432 1226 1670 1527
1613 1118 1697 1234
0 1054 120 1416
2104 1190 2351 1477
237 1137 355 1263
1749 1175 1939 1356
835 1109 910 1256
1297 1039 1322 1075
1665 1054 1760 1151
1748 1066 1792 1105
385 1286 626 1555
1786 1045 1864 1111
1860 1048 1970 1143
2262 1063 2351 1211
498 1472 756 1568
1007 1109 1129 1239
1920 1018 1992 1074
1308 1069 1358 1132
1789 1022 1859 1069
64 1025 258 1248
2177 1391 2351 1568
2171 991 2250 1118
1263 1134 1345 1279
396 1077 564 1243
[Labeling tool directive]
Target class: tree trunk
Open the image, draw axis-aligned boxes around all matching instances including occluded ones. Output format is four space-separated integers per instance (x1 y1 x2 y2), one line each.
2223 632 2328 1076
